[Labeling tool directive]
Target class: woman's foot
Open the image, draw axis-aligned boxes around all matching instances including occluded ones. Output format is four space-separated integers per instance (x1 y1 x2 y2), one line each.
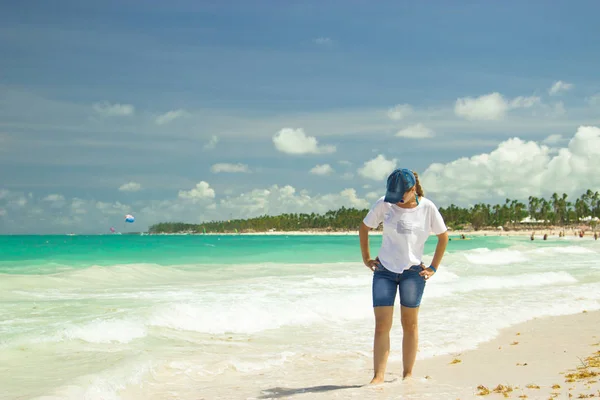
402 372 412 380
369 375 385 385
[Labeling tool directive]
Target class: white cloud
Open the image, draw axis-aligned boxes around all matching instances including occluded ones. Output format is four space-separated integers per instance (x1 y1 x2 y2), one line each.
338 160 352 167
366 191 381 200
119 182 142 192
387 104 414 121
42 194 67 209
203 135 219 150
455 92 508 121
0 208 5 217
210 163 250 173
95 201 129 215
587 93 600 106
218 185 369 218
341 172 354 180
509 96 541 109
43 194 65 202
272 128 336 155
11 196 27 208
314 37 333 46
310 164 334 176
71 198 88 215
0 190 29 216
178 181 216 201
220 185 304 216
549 80 573 96
92 102 135 117
395 123 435 139
422 126 600 205
454 92 541 121
543 134 563 145
357 154 397 181
332 188 368 208
155 109 188 125
553 102 566 116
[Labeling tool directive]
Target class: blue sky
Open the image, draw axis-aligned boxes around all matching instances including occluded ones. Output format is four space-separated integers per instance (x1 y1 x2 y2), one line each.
1 0 600 233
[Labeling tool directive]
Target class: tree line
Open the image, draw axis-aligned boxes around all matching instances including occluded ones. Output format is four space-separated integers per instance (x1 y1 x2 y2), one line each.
148 190 600 234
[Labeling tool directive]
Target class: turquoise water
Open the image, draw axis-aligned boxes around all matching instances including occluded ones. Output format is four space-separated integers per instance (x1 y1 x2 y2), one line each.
0 234 517 273
1 234 599 400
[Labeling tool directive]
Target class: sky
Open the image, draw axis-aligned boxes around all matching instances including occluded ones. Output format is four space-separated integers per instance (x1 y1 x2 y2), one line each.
1 0 600 234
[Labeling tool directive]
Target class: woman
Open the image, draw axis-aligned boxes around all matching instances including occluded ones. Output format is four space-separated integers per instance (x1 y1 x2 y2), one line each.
359 168 448 384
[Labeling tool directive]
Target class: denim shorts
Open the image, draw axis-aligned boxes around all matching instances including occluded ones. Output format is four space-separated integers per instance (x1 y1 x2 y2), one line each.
372 262 426 308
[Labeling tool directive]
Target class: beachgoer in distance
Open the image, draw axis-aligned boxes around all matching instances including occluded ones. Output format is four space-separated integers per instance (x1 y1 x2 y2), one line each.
359 168 449 383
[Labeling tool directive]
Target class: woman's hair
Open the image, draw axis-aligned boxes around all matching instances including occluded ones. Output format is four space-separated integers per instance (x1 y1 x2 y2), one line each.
412 171 424 197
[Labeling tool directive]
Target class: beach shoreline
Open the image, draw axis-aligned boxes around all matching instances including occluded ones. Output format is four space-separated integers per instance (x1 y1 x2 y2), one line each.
269 311 600 400
149 227 598 238
408 310 600 399
208 310 600 400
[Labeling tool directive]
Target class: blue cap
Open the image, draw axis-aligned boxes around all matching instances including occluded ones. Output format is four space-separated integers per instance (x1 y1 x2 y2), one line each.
384 168 416 203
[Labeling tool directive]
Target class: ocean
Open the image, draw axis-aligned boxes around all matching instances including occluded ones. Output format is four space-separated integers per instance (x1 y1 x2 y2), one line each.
1 234 599 399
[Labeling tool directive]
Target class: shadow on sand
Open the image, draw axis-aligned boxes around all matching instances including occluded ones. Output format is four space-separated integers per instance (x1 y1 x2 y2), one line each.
258 384 365 399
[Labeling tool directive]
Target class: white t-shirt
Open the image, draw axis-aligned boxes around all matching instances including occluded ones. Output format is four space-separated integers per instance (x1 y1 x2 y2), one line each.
363 196 447 273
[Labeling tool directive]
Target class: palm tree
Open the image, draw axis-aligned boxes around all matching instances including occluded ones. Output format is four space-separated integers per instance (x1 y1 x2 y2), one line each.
528 196 539 221
550 193 560 225
593 191 600 218
582 189 593 217
492 204 501 226
559 193 569 224
575 198 587 222
540 199 552 226
514 201 526 224
148 189 599 233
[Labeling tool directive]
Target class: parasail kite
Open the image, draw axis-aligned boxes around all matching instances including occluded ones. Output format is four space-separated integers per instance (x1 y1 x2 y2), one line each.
125 214 135 223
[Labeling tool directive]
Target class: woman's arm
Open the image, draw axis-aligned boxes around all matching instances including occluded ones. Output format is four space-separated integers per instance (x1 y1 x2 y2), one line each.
430 231 449 270
420 230 448 279
359 222 378 270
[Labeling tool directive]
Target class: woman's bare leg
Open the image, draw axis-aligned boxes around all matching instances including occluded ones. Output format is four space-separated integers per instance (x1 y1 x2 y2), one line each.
400 305 419 379
370 306 394 384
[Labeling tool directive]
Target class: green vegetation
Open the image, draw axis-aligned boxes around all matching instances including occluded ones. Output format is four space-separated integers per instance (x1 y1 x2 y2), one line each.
148 190 600 234
148 207 367 234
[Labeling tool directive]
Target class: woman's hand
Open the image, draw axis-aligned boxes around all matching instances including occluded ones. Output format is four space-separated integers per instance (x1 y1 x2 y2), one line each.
364 259 380 272
419 264 436 280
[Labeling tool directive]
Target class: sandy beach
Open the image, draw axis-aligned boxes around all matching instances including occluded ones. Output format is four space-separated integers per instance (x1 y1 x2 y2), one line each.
411 310 600 399
252 311 600 400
